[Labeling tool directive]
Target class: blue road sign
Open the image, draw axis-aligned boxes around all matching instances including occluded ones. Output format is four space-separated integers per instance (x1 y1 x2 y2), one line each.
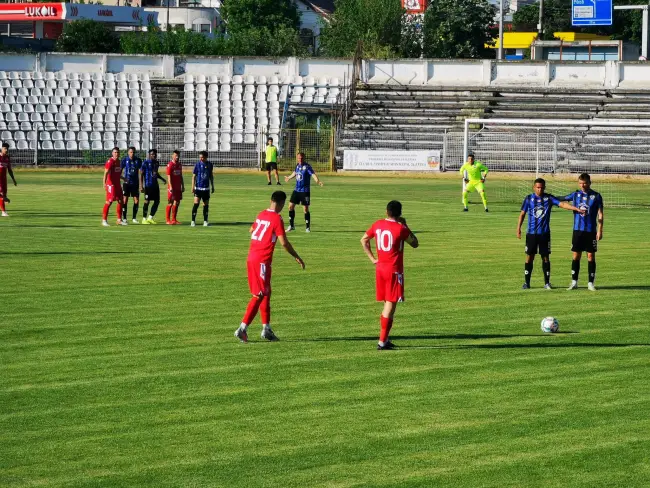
572 0 613 26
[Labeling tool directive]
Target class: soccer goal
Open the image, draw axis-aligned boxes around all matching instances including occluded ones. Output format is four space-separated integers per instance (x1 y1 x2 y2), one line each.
462 118 650 208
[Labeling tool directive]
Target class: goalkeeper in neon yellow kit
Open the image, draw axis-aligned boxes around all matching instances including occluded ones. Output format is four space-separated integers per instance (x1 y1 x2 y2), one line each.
459 153 489 212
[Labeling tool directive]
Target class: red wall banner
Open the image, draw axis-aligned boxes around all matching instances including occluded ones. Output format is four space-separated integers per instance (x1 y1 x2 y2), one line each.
0 3 64 22
402 0 427 14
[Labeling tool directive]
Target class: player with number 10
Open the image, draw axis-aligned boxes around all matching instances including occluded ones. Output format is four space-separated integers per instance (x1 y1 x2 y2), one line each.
235 191 305 343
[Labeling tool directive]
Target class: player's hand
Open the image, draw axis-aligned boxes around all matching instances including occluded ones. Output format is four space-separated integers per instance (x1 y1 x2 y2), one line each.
181 187 185 193
396 216 407 225
464 178 469 183
578 208 586 216
480 179 485 183
318 181 324 187
296 257 306 269
597 230 603 241
370 257 379 265
517 229 521 239
139 186 143 193
284 176 290 182
13 180 17 186
211 187 215 194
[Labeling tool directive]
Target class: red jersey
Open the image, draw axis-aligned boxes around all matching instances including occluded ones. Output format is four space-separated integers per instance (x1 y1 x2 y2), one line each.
367 219 412 272
248 209 286 264
104 157 121 187
167 160 183 189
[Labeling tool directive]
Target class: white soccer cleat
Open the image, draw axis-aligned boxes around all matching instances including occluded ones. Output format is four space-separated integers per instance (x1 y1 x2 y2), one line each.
305 228 311 233
102 220 110 227
261 327 279 341
190 221 196 227
567 280 578 290
286 225 294 232
234 327 248 343
118 220 128 226
203 221 209 227
1 211 8 217
587 282 597 291
132 219 139 224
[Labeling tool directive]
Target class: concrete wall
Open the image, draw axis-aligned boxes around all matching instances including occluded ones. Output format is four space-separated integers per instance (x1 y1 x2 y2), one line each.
363 59 650 89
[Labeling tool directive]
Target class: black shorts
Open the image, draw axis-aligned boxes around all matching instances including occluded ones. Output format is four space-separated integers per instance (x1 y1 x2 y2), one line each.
194 189 211 202
265 162 278 171
144 185 160 201
122 183 139 198
572 230 598 253
290 191 310 206
525 233 551 256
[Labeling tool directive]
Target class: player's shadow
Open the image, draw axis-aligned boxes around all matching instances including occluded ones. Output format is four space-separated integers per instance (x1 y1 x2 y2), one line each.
0 251 136 255
296 333 544 343
595 285 650 290
15 212 96 217
400 342 650 350
210 222 252 226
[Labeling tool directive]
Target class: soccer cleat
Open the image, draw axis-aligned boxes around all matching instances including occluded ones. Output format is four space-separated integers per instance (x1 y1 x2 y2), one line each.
588 282 597 291
463 207 468 212
132 219 139 224
276 182 281 185
286 225 295 232
203 221 209 227
122 219 128 225
1 211 8 217
305 228 311 233
485 208 489 213
172 220 182 225
102 220 110 227
377 341 396 351
267 182 272 186
118 220 128 226
166 220 173 225
191 221 196 227
544 283 553 290
522 283 530 290
142 218 150 225
234 327 248 343
261 327 279 341
567 281 578 290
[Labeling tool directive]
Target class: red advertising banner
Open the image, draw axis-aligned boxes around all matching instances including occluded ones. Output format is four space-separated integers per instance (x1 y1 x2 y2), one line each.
402 0 427 14
0 3 64 22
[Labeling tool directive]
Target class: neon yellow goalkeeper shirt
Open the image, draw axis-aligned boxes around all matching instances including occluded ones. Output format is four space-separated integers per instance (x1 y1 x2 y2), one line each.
459 161 489 181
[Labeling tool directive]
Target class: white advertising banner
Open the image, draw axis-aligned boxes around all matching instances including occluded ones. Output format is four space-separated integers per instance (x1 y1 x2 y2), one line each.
343 150 441 171
64 4 157 25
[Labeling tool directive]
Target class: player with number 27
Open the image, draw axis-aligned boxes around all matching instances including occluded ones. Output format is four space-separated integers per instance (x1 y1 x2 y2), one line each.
361 200 419 350
235 191 305 344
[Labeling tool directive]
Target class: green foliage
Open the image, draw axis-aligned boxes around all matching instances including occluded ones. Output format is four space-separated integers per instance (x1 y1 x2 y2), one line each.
120 27 228 56
422 0 496 58
319 0 405 58
55 19 120 53
227 26 308 57
221 0 301 32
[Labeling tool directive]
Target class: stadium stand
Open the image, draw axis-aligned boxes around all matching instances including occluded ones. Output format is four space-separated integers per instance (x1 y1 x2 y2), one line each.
338 84 650 174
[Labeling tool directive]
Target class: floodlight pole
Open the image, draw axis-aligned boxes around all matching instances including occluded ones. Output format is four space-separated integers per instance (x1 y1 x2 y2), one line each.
498 0 504 60
614 5 649 59
538 0 544 37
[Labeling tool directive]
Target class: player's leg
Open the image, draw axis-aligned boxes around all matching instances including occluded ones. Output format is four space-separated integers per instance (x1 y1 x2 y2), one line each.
149 187 160 223
524 254 534 289
0 189 6 216
191 194 200 226
202 194 210 226
587 252 597 290
237 294 262 343
142 194 150 223
102 197 111 226
569 250 582 289
379 301 398 350
476 182 488 212
462 181 475 211
266 164 272 185
165 192 173 224
287 199 296 231
303 201 310 232
132 194 139 223
274 166 280 185
172 199 181 224
121 193 129 222
541 255 551 288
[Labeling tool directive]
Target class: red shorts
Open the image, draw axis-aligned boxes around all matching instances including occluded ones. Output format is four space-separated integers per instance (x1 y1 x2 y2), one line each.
375 266 405 303
105 183 123 203
247 260 272 297
168 189 183 202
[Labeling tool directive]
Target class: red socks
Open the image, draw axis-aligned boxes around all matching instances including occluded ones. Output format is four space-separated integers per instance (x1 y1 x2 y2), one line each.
116 203 122 220
165 204 172 222
379 315 394 343
102 203 110 220
242 296 262 326
260 295 271 324
172 204 178 221
0 197 5 212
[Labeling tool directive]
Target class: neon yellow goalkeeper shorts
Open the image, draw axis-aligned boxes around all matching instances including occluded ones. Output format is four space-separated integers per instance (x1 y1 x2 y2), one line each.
464 180 485 193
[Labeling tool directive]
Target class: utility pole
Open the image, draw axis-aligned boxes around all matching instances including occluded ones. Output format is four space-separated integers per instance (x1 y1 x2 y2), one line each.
498 0 504 60
538 0 544 38
614 5 648 59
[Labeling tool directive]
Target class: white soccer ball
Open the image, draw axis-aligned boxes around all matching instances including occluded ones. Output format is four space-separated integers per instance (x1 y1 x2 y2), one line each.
541 316 559 333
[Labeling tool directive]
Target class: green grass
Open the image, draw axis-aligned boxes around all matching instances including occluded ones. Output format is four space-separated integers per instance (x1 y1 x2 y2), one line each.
1 171 650 487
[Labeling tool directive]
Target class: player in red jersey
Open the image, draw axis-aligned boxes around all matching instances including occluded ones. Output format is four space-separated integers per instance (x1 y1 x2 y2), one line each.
234 191 305 343
102 147 127 226
0 142 17 217
361 200 419 350
165 150 184 225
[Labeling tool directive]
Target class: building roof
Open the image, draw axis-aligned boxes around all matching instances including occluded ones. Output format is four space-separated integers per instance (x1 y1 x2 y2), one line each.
300 0 335 16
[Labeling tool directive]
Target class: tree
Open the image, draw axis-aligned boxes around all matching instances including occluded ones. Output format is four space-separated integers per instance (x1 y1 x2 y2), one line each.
120 27 228 56
422 0 496 58
55 20 120 53
319 0 405 58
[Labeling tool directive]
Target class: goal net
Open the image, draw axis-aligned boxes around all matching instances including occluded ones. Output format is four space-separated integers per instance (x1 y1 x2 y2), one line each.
461 118 650 208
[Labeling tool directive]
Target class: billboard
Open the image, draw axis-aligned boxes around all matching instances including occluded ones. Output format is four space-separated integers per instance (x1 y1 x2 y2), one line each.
343 150 441 172
572 0 613 26
0 3 63 22
402 0 427 14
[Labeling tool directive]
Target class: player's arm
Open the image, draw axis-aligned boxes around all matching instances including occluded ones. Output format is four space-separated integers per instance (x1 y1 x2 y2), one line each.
166 166 173 191
558 201 584 214
311 171 324 187
278 234 305 269
597 206 604 240
191 173 196 194
157 173 166 184
181 172 185 193
396 217 418 248
360 232 378 264
284 171 296 182
479 162 489 182
7 166 16 186
103 167 109 187
459 164 469 182
517 210 526 239
139 168 144 192
210 167 215 193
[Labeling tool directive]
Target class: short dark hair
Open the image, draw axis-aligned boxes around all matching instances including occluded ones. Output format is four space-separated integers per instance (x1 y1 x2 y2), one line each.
533 178 546 187
149 149 157 155
271 191 287 203
467 153 475 159
386 200 402 218
128 146 135 152
200 151 208 158
1 142 9 149
578 172 591 183
112 147 120 152
297 152 305 159
267 137 273 143
173 150 180 156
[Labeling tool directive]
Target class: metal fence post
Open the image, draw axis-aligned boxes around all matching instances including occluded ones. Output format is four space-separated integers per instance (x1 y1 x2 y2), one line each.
442 129 447 172
34 126 38 167
553 132 558 174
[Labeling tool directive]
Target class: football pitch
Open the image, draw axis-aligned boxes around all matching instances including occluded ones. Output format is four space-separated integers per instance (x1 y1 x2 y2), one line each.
2 171 650 487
